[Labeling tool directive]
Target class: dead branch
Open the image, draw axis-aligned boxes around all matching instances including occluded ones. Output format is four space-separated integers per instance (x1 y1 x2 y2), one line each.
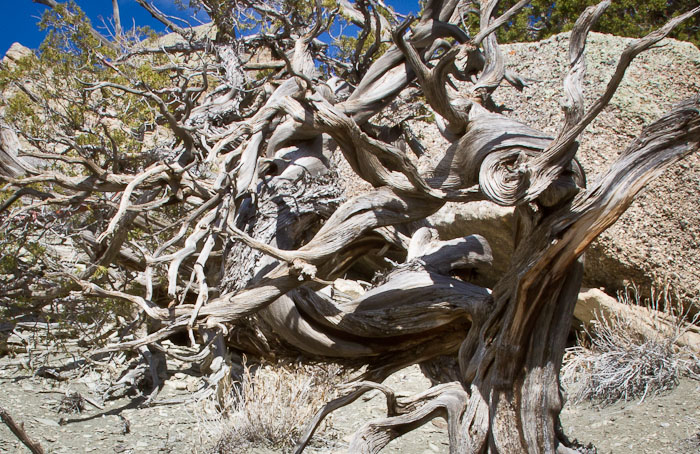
0 407 45 454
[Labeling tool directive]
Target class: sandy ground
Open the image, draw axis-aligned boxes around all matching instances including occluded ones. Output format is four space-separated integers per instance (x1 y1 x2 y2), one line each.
1 350 699 454
561 378 700 454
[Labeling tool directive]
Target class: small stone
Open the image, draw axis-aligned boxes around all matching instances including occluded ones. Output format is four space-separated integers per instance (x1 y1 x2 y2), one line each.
35 417 60 427
172 380 188 390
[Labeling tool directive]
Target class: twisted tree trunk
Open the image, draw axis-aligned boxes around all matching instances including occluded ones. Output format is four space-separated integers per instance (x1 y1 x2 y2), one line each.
2 0 700 452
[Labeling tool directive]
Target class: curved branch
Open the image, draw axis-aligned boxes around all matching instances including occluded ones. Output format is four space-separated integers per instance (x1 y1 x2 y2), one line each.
472 0 529 45
294 382 399 454
97 163 169 243
0 126 35 178
134 0 187 34
348 384 469 454
470 0 505 97
392 18 473 132
480 4 700 206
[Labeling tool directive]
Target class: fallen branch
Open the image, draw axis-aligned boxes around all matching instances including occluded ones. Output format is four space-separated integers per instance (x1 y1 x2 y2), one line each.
0 407 45 454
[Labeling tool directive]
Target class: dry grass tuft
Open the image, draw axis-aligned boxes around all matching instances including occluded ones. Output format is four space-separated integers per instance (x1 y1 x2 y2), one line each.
562 286 700 405
56 391 86 414
197 359 344 453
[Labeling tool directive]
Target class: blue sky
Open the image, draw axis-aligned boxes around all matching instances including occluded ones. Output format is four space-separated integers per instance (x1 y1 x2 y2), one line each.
0 0 420 57
0 1 209 55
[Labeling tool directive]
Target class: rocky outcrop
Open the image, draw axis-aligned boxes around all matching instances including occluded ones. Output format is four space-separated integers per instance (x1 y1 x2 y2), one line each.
1 43 32 66
496 32 700 306
425 32 700 307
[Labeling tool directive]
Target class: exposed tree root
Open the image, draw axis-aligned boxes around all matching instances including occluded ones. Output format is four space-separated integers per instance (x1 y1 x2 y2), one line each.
296 381 469 454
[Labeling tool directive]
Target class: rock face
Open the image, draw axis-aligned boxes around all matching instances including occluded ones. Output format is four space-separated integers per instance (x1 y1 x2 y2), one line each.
492 32 700 305
2 42 32 65
428 201 513 289
432 33 700 306
340 32 700 307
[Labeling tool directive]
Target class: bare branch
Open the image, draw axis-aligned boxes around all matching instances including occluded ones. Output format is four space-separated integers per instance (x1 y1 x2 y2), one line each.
112 0 122 36
0 407 45 454
473 0 530 45
134 0 187 35
477 4 700 206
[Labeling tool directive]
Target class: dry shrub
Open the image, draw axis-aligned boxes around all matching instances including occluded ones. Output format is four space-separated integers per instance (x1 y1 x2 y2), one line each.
56 391 86 413
562 285 700 405
198 359 344 453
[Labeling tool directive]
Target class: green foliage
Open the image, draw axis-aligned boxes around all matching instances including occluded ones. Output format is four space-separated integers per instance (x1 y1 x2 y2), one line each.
203 0 327 39
0 1 193 327
4 92 39 129
0 255 17 275
91 265 109 279
0 1 180 175
492 0 700 47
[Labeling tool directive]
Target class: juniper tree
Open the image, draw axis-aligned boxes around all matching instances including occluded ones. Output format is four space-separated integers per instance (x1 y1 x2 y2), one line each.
1 0 699 452
494 0 700 46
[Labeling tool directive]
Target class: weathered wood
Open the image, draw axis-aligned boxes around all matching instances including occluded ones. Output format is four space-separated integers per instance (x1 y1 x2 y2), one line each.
0 407 45 454
3 0 700 452
0 125 34 178
454 96 700 453
575 288 700 352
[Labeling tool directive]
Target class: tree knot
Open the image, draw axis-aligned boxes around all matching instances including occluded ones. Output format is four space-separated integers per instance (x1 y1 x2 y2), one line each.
290 258 317 281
